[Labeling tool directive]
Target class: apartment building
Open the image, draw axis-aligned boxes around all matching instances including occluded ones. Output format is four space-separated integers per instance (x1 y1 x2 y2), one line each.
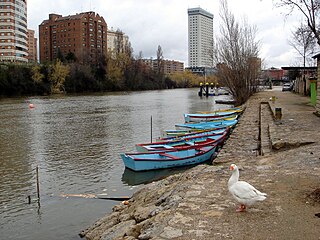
187 7 213 68
39 11 107 64
107 28 129 54
0 0 28 63
27 29 37 62
142 58 184 75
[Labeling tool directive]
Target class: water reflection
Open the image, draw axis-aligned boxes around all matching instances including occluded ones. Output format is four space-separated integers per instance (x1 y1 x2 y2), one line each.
121 166 195 186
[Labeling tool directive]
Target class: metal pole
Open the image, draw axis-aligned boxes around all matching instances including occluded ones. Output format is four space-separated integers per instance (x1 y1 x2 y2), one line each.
151 116 153 143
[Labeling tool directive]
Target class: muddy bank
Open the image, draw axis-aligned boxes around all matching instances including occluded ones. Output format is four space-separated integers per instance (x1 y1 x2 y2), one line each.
80 90 320 240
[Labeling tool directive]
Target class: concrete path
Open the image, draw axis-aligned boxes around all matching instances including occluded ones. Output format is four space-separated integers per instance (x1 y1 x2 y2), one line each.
80 88 320 240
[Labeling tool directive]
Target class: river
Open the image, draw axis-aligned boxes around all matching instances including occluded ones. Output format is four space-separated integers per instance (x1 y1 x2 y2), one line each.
0 88 232 240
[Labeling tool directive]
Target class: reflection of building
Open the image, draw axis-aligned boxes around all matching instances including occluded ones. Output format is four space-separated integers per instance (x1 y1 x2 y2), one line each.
142 59 184 75
27 29 37 63
39 12 107 64
0 0 28 62
107 28 129 54
187 7 213 69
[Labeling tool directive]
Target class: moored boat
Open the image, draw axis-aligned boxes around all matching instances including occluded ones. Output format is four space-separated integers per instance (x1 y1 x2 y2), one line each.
184 111 238 123
160 128 228 140
120 145 217 171
161 126 228 138
136 129 228 152
175 119 238 130
198 106 244 114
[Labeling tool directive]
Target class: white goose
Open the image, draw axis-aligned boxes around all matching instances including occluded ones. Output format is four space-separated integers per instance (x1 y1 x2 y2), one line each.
228 163 267 212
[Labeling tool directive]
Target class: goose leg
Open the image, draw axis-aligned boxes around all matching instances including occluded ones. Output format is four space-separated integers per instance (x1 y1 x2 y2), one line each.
236 204 246 212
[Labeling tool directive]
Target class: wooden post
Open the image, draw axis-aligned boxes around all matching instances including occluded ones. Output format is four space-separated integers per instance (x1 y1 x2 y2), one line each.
275 107 282 120
36 165 40 206
205 83 209 97
198 83 203 97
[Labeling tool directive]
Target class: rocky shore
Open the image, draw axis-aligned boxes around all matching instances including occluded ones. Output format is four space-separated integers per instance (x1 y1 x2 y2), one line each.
80 89 320 240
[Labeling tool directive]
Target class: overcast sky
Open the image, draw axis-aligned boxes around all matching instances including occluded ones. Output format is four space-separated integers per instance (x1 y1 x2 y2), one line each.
28 0 309 68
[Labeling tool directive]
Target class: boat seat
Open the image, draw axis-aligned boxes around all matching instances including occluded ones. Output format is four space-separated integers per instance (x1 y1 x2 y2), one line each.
185 141 195 146
159 152 179 159
195 147 210 153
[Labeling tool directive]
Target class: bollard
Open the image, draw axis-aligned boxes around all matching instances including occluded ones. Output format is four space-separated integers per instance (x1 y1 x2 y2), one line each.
198 83 203 97
271 96 276 102
275 107 282 120
205 83 209 97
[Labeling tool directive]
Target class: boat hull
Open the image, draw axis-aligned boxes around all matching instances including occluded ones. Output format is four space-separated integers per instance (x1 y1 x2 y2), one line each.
120 145 217 171
160 128 228 140
162 126 228 138
175 119 238 130
184 112 238 123
136 130 228 152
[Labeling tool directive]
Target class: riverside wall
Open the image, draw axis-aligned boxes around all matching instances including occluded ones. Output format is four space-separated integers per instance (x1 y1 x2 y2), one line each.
80 89 320 240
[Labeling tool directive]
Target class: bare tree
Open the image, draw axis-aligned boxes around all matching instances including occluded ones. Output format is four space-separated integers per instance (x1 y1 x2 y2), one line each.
276 0 320 46
156 45 164 75
214 0 261 105
289 23 316 94
289 23 316 65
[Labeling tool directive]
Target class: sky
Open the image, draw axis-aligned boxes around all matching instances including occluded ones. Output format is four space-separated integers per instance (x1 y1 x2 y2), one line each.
27 0 309 69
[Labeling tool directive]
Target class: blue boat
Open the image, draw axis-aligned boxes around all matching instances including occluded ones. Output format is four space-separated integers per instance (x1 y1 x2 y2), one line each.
162 126 228 138
136 129 228 152
175 119 238 130
160 128 229 140
120 145 217 171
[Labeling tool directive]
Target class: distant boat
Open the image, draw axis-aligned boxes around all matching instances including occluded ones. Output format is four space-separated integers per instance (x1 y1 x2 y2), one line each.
120 145 217 171
136 129 228 152
215 99 236 105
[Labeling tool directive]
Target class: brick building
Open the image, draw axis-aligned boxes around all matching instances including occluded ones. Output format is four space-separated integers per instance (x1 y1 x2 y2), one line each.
261 67 285 81
39 11 107 64
142 58 184 75
27 29 37 62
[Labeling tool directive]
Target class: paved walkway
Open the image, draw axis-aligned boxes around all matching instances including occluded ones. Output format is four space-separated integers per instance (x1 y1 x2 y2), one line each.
81 88 320 240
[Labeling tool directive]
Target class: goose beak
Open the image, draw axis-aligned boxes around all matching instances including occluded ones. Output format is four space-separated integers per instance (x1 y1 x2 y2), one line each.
230 165 234 171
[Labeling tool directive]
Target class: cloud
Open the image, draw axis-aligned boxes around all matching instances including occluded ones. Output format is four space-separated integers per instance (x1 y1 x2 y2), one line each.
27 0 307 68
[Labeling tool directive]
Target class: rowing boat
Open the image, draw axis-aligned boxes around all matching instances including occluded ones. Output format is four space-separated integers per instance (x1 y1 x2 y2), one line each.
120 145 217 171
175 119 238 130
136 129 228 152
160 128 229 140
161 126 229 138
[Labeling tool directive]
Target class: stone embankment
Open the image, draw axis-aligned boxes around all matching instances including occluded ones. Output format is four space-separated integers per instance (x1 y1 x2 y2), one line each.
80 89 320 240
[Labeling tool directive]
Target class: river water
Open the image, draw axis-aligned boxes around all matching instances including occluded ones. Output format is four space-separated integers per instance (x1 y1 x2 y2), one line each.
0 88 232 240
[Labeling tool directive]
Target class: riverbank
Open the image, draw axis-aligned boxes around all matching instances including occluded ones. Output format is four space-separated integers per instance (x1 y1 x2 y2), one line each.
80 89 320 240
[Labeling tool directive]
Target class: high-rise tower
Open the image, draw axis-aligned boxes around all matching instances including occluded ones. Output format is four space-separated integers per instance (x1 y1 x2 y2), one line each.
0 0 28 62
187 7 213 69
